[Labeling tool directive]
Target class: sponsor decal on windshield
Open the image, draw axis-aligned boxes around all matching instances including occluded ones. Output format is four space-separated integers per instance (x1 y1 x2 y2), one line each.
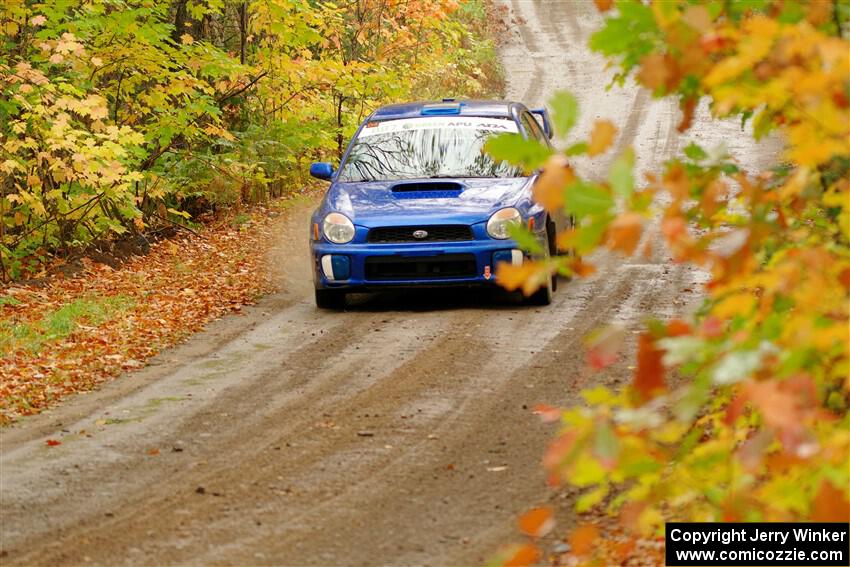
359 116 519 137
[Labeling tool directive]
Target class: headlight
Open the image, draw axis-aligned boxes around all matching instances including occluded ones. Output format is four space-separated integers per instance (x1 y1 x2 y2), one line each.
323 212 355 244
486 207 521 239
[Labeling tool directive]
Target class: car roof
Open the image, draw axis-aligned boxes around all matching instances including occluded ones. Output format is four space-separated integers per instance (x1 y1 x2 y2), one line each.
368 100 525 121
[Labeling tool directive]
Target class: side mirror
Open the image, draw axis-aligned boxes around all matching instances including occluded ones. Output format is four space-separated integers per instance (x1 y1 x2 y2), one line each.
310 162 335 181
531 108 553 140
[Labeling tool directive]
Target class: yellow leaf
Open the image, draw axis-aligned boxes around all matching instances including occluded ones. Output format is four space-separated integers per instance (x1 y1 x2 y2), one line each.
714 292 755 319
587 120 617 156
180 33 194 45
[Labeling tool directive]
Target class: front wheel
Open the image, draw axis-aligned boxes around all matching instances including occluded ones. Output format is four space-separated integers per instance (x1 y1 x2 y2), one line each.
528 223 554 306
315 288 346 310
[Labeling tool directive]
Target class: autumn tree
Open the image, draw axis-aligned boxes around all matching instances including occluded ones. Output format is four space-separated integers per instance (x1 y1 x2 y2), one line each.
489 0 849 561
0 0 501 280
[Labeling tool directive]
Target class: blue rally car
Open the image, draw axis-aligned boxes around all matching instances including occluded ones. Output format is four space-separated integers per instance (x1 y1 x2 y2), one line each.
309 99 560 309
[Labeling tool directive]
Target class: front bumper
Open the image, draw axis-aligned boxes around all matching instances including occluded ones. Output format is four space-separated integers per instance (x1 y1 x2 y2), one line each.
312 239 528 291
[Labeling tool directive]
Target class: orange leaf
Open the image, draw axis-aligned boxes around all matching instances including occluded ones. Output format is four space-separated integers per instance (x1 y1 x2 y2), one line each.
496 261 549 296
532 404 562 423
633 333 665 402
588 120 617 156
742 380 801 433
812 481 850 522
593 0 613 11
505 543 541 567
569 258 596 277
677 97 697 132
45 439 61 447
663 163 689 201
543 430 578 471
606 212 643 255
518 507 555 538
586 325 626 370
533 155 575 212
569 524 599 556
666 319 691 337
637 53 679 91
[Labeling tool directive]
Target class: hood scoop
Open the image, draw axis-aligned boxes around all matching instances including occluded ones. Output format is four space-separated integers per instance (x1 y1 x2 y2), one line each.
391 181 463 199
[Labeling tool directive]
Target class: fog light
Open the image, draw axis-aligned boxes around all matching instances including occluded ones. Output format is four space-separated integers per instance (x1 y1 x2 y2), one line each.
321 255 350 280
492 249 524 267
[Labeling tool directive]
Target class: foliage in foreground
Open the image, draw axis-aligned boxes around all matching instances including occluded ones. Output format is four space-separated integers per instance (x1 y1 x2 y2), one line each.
488 0 849 561
0 0 503 280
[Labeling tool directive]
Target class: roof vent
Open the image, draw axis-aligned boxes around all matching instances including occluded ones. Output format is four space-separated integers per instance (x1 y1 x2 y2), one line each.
421 103 462 116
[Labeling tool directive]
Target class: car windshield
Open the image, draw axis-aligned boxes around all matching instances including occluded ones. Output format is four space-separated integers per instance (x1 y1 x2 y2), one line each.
337 116 524 182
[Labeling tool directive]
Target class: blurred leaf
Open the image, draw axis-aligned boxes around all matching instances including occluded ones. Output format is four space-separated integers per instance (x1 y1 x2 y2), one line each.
564 181 614 218
485 134 552 171
608 148 635 198
549 91 579 138
588 120 618 156
518 507 555 538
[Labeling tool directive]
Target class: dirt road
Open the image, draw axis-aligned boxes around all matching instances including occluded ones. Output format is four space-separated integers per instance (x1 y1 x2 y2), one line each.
1 2 779 565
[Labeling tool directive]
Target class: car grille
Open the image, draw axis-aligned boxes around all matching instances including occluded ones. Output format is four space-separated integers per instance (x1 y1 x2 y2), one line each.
367 225 473 243
364 254 477 280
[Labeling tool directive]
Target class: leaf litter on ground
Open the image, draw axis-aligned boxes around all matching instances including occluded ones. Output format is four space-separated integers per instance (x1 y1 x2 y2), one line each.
0 200 297 424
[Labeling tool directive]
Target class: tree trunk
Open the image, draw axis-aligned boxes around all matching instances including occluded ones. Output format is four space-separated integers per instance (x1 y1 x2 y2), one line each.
239 2 248 65
172 0 188 43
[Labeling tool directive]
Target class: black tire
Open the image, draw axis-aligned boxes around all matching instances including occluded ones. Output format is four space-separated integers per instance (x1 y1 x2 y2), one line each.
315 288 346 309
547 216 558 292
528 222 554 306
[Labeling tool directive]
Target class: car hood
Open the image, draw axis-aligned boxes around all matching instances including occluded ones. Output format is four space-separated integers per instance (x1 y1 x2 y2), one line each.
325 177 533 227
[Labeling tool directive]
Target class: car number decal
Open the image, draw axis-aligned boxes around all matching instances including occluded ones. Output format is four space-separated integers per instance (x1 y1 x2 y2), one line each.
359 116 519 137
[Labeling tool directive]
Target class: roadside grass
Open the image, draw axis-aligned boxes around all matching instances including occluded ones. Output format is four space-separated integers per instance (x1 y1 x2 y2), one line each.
0 295 134 356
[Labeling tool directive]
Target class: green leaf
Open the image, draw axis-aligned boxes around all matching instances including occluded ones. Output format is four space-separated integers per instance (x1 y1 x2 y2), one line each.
608 148 634 199
508 223 544 255
549 91 579 138
484 133 552 171
565 180 614 218
573 214 611 254
565 142 588 156
683 142 708 161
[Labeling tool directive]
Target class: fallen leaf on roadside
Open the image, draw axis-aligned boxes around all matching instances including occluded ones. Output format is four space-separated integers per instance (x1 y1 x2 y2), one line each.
45 439 61 446
533 403 562 423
